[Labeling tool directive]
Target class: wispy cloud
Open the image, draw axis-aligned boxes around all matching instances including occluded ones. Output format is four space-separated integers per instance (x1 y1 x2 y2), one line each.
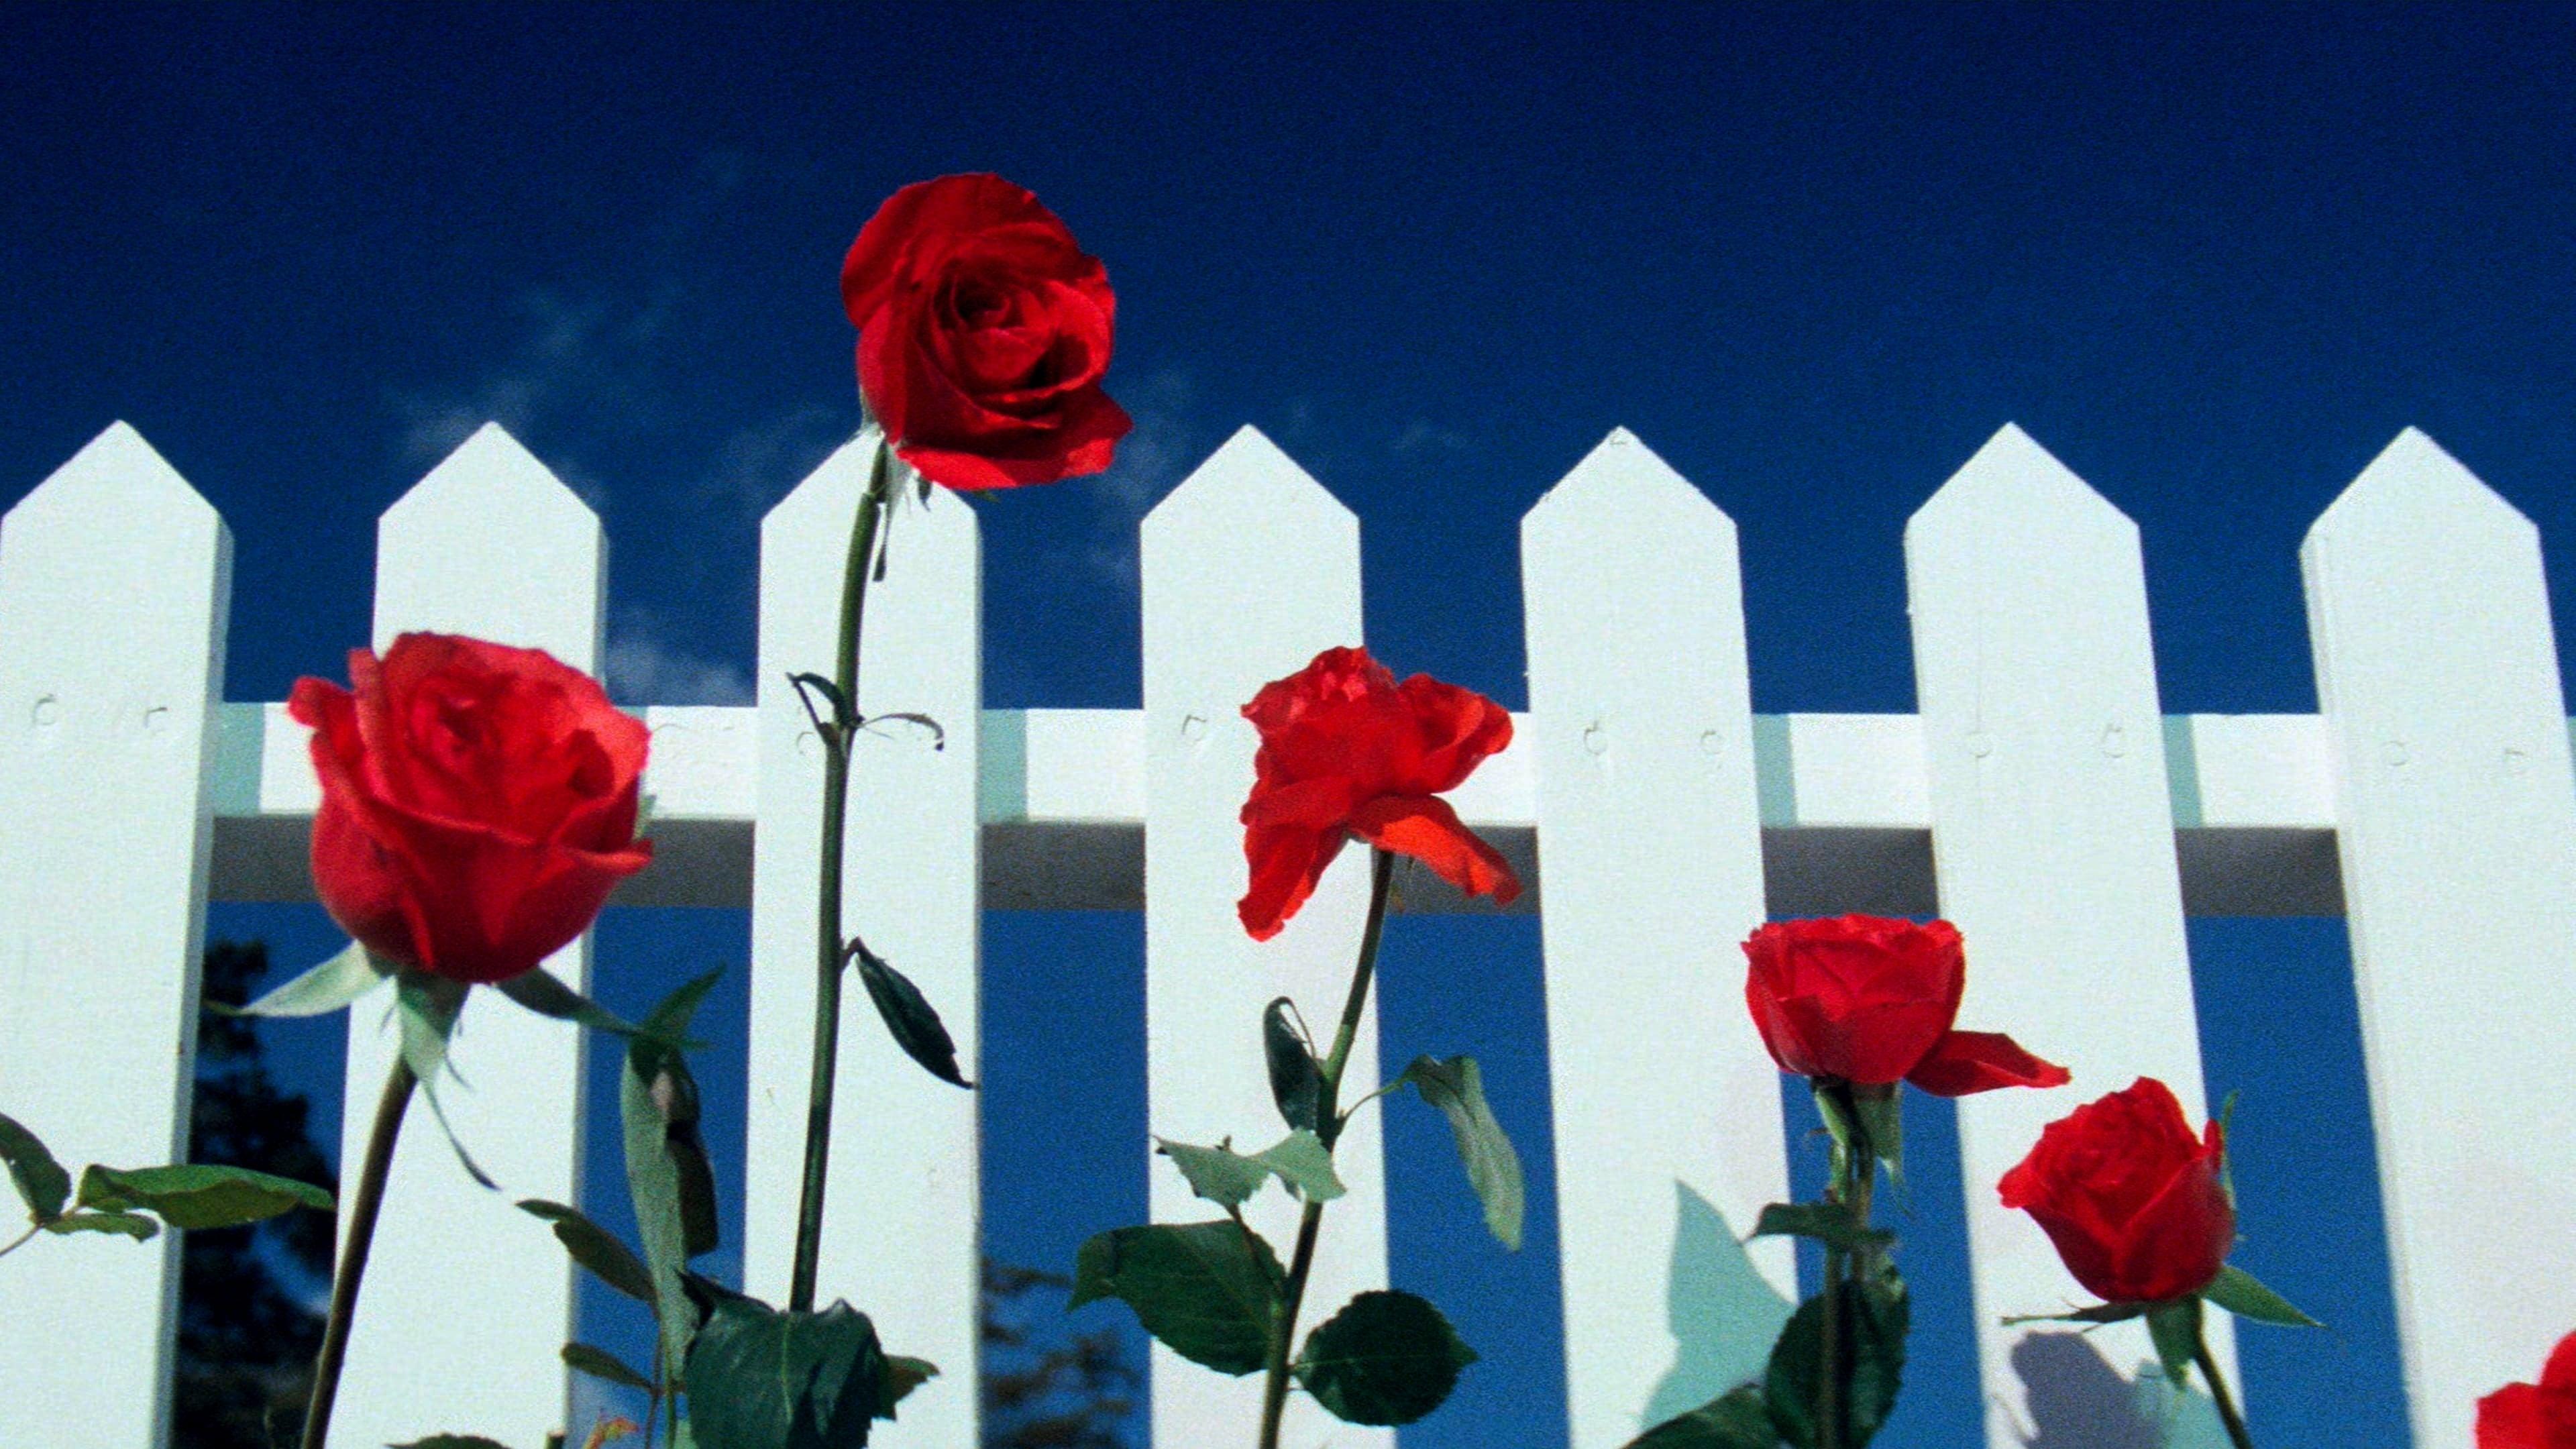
1393 418 1473 457
696 402 859 522
602 614 755 705
380 148 800 517
388 284 687 508
1073 366 1210 592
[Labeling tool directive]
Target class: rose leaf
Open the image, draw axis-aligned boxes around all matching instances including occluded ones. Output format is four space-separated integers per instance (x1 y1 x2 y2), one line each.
1293 1289 1479 1427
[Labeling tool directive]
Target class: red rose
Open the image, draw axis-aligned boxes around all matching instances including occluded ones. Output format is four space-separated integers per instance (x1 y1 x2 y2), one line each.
1237 647 1521 941
1741 915 2070 1094
1999 1077 2235 1303
289 633 653 985
841 173 1132 491
2480 1331 2576 1449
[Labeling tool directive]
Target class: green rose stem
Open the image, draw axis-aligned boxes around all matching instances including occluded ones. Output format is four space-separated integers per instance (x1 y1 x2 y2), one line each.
1256 847 1396 1449
2194 1330 2255 1449
788 433 897 1313
298 1057 419 1449
1813 1081 1880 1449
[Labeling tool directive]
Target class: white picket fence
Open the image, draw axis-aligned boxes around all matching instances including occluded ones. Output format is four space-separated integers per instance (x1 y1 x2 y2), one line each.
0 419 2569 1449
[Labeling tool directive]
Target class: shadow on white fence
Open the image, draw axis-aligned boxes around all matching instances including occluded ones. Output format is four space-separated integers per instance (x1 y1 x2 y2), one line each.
1 419 2569 1449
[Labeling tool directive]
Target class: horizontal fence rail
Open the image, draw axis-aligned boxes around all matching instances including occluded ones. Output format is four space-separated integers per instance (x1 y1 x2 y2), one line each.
3 419 2571 1449
211 701 2537 918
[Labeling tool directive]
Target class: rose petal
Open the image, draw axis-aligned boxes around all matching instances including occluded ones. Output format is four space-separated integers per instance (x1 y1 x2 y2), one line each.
846 176 1126 490
2477 1383 2552 1449
894 387 1133 491
1906 1030 2073 1096
1395 674 1515 795
307 769 432 971
1241 775 1362 832
1743 973 1819 1077
842 174 1060 329
2543 1330 2576 1395
364 804 651 984
1346 794 1521 906
1999 1077 2233 1303
2020 1201 2129 1305
2103 1152 2234 1301
1239 824 1344 943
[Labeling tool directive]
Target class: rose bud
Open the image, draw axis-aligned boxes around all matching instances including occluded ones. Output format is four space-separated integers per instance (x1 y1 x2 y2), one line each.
1999 1077 2236 1304
2478 1330 2576 1449
1742 915 2070 1095
841 172 1132 491
290 633 652 985
1237 647 1520 941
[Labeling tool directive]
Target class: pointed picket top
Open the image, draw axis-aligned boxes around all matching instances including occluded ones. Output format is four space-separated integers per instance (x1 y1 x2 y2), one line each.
1525 426 1729 540
2301 428 2576 1446
7 420 217 530
373 423 603 667
1138 423 1363 770
384 421 594 534
1908 421 2138 551
2308 426 2538 552
1521 429 1790 1446
759 427 874 538
1142 424 1354 549
744 429 985 1447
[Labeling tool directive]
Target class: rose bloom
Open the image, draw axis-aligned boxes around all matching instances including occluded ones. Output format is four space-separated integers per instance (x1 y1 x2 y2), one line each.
1999 1077 2235 1304
841 173 1131 491
1742 915 2070 1095
1238 647 1521 941
290 633 652 985
2480 1331 2576 1449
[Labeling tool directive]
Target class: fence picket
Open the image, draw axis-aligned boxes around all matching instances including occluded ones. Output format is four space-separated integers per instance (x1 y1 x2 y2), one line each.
1138 427 1389 1449
1904 425 2237 1447
0 424 229 1449
334 423 604 1448
1521 429 1794 1447
743 435 983 1445
2300 429 2576 1449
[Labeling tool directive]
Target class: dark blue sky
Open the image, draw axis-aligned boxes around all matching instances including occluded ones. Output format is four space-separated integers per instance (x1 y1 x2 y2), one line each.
12 5 2575 1446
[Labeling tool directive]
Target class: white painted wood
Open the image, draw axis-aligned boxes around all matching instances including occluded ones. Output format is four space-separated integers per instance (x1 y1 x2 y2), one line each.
1523 429 1794 1447
1904 425 2237 1447
0 423 229 1449
2165 715 2334 828
203 704 2360 836
743 434 983 1446
1762 714 1931 828
984 707 1149 822
336 423 603 1449
205 702 2372 913
1138 427 1388 1449
2302 429 2576 1449
638 704 759 821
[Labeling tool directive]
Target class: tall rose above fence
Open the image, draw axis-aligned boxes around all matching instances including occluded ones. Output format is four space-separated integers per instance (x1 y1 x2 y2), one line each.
841 172 1132 490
